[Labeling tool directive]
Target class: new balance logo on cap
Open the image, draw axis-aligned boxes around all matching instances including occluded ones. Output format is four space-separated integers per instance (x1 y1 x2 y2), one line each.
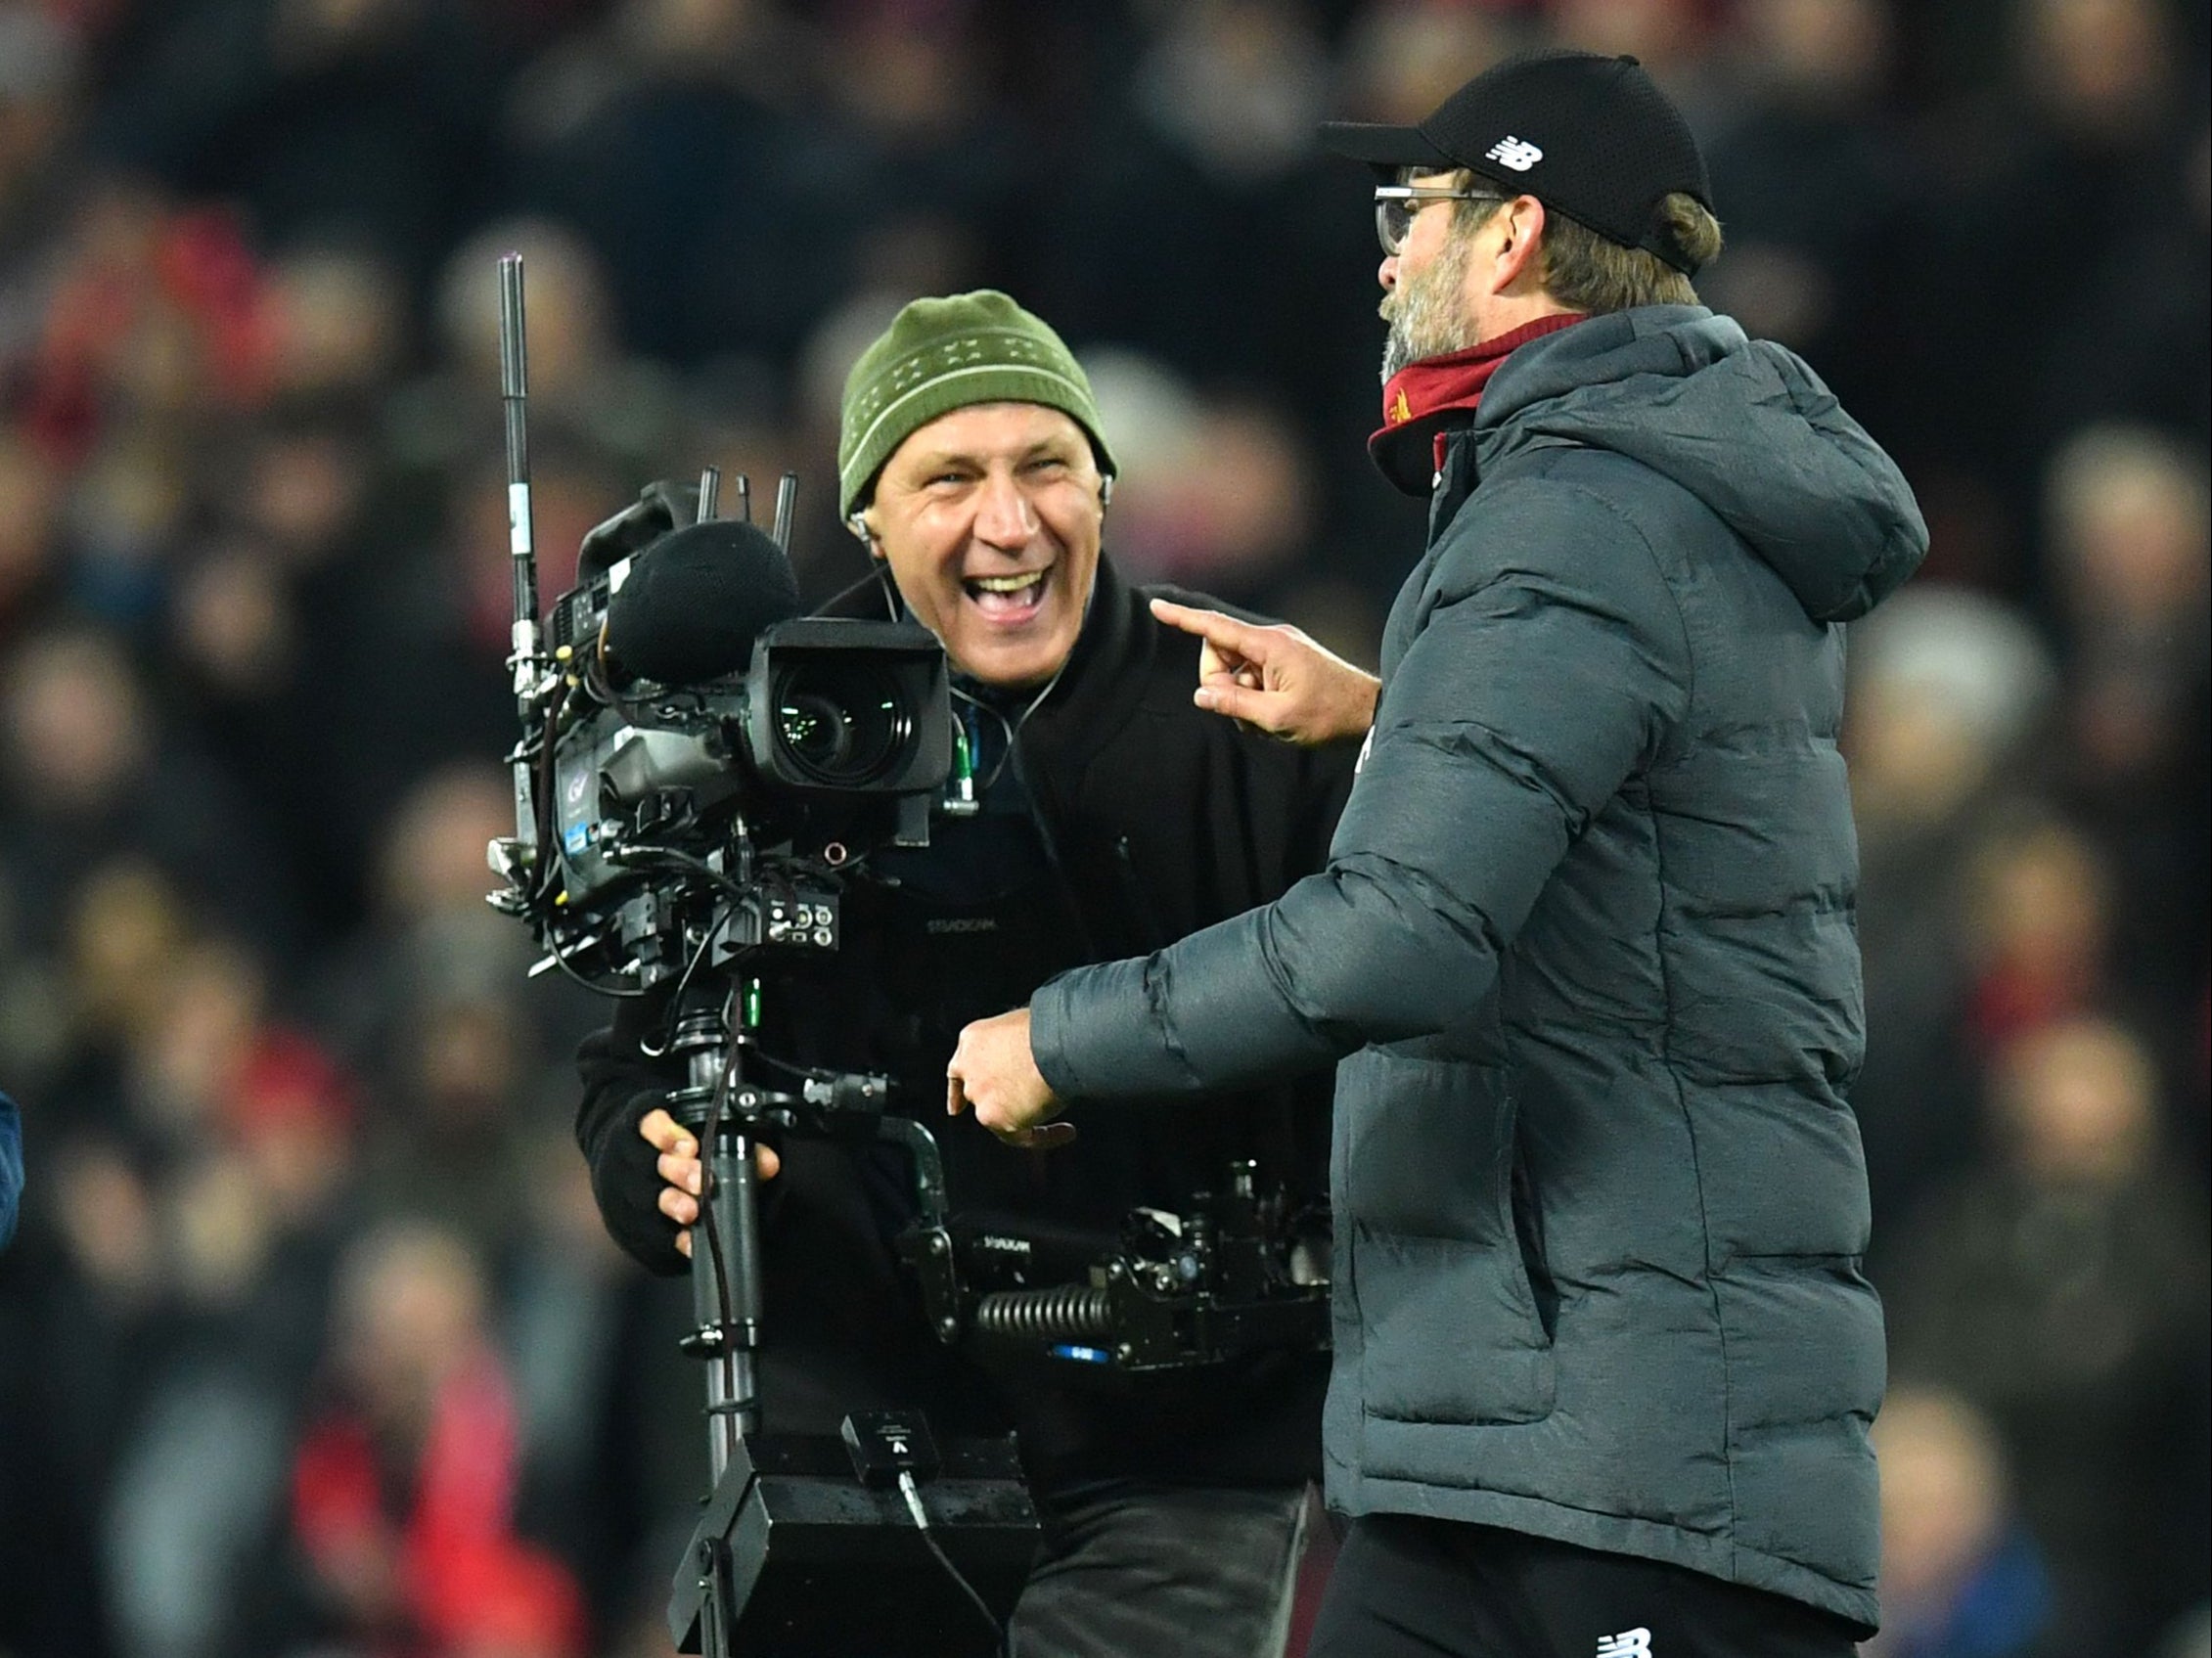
1597 1632 1652 1658
1485 135 1544 171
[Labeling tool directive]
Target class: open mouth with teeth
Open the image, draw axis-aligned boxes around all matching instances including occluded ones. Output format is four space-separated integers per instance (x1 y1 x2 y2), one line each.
963 567 1051 623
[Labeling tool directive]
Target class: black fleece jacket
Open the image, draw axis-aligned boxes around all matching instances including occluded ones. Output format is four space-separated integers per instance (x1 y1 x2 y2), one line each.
574 554 1356 1491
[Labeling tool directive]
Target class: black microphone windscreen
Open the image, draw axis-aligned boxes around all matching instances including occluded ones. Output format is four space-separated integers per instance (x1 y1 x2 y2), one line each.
601 520 802 686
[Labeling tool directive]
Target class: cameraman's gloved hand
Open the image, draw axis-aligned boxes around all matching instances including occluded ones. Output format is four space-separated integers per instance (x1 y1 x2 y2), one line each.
577 478 701 577
638 1105 780 1261
586 1089 693 1274
585 1090 783 1273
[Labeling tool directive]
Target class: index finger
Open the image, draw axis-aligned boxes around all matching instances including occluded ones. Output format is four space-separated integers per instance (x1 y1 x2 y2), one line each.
1150 598 1273 663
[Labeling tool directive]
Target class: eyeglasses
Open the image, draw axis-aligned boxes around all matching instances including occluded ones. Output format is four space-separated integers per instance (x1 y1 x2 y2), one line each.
1373 185 1505 255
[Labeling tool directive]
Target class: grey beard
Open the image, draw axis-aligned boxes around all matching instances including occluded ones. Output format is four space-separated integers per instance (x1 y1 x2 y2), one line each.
1379 232 1479 383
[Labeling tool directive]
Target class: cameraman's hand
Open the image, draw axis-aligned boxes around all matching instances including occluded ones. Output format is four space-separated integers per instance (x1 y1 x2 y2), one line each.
947 1009 1075 1150
638 1107 781 1261
1150 598 1379 746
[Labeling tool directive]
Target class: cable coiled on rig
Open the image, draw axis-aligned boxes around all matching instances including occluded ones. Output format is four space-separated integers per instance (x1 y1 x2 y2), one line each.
972 1283 1112 1341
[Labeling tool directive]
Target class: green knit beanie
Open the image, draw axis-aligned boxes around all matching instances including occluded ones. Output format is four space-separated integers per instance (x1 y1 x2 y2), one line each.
837 290 1116 517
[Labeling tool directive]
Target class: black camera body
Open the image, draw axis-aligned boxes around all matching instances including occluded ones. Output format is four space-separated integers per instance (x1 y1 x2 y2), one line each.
499 602 953 989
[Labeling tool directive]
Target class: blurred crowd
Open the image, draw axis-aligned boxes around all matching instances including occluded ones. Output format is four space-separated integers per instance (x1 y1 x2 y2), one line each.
0 1 2203 1656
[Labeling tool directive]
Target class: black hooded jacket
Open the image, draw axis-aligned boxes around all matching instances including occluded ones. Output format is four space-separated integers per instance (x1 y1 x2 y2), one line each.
575 554 1356 1489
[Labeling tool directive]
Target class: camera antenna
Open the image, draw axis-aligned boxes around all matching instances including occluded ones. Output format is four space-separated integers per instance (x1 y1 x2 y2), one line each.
496 253 544 862
697 466 721 523
770 471 797 555
498 254 539 699
735 472 752 524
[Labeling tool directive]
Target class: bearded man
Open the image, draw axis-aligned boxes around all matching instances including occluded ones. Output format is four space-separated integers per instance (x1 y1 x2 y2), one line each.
950 50 1928 1658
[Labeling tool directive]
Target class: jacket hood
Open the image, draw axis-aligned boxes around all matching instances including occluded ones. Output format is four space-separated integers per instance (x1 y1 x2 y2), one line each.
1474 307 1927 622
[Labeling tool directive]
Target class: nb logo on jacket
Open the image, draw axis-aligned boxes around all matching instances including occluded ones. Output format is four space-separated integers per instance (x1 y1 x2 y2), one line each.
1597 1631 1652 1658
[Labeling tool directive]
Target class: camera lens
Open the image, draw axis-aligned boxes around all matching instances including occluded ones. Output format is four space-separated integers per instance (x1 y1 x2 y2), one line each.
770 662 912 787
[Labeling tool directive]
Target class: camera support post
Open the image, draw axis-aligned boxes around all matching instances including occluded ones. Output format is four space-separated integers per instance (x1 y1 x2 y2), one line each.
655 963 1036 1658
665 996 764 1471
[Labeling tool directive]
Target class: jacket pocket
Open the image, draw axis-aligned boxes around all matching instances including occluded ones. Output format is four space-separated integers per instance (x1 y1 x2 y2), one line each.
1335 1049 1557 1425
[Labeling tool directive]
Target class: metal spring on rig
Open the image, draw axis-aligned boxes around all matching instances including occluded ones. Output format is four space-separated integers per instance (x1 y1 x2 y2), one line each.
973 1283 1112 1341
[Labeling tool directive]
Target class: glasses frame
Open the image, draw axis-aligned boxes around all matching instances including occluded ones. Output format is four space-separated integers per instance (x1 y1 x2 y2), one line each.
1373 184 1507 256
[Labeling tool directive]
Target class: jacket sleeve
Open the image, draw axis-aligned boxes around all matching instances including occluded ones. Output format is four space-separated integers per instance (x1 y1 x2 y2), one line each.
1031 480 1692 1098
575 991 693 1276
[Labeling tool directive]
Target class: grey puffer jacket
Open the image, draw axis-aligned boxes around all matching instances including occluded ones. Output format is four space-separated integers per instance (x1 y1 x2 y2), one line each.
1031 307 1926 1632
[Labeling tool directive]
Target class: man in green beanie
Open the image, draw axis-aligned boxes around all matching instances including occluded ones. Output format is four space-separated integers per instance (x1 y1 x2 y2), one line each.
831 289 1118 696
575 291 1368 1655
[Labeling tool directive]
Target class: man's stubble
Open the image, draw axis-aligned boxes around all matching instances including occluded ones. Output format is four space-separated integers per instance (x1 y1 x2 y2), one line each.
1379 223 1480 384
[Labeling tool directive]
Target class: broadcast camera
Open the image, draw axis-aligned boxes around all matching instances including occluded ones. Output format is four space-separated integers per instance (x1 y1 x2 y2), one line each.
490 476 949 985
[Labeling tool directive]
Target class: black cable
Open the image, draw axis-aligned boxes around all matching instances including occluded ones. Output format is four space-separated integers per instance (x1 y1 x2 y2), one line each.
694 1005 743 1359
896 1472 1015 1658
951 658 1066 796
543 944 653 999
809 560 902 620
641 904 735 1059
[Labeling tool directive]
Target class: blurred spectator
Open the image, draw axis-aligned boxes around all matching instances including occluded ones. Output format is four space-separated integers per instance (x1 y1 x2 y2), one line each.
2064 115 2211 444
251 1218 590 1658
1843 585 2057 1219
1539 0 1734 130
1334 1 1524 127
2041 425 2211 1066
0 624 295 958
89 0 506 286
65 420 193 634
0 4 80 276
1883 1014 2212 1651
1868 1383 2094 1658
20 178 270 465
1925 0 2199 530
314 762 598 1249
501 1100 699 1634
103 1026 363 1658
395 215 683 480
1083 344 1320 604
2045 425 2210 771
1959 816 2112 1056
0 419 65 641
1031 0 1341 400
256 238 411 406
1699 0 1921 446
507 0 879 367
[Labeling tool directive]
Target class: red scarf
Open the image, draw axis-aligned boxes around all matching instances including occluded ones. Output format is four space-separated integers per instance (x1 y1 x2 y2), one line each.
1368 313 1588 494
